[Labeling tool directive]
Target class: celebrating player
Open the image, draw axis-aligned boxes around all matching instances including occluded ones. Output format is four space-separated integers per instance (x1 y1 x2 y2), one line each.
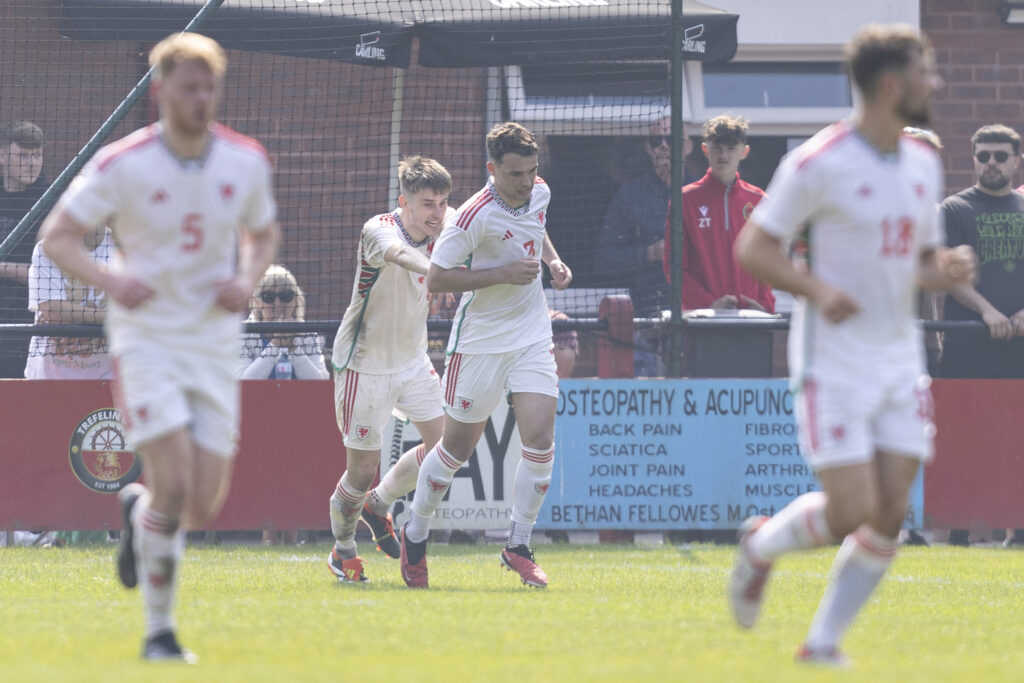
729 24 976 666
40 33 279 662
327 156 454 582
399 122 572 589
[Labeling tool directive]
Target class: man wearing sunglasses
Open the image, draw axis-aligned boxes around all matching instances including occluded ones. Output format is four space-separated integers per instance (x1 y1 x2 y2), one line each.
327 156 454 583
938 123 1024 379
595 116 695 377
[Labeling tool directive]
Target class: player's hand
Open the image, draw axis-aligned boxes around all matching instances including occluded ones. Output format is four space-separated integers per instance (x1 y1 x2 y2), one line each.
214 276 252 313
106 274 155 310
503 258 542 286
982 308 1014 339
647 239 665 263
740 295 766 312
428 291 456 316
548 259 572 290
710 294 739 309
812 285 860 324
939 245 978 286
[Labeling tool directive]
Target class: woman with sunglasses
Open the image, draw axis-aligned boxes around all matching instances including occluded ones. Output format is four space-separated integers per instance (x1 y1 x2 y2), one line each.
240 264 328 380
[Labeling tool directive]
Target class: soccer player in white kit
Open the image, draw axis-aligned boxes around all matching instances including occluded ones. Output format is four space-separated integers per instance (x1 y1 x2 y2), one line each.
327 156 454 582
728 25 976 666
399 122 572 588
40 33 279 662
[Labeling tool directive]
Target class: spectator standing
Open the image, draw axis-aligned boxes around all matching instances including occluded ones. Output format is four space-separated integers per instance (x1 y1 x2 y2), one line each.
596 116 695 376
25 224 113 379
730 25 976 664
664 114 774 312
0 120 48 377
40 33 279 662
939 124 1024 379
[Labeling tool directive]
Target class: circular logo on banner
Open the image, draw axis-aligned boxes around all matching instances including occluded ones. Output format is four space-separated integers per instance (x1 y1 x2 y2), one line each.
69 408 140 494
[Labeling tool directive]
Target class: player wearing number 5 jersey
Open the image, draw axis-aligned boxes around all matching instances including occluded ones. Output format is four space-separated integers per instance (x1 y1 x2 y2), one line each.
41 33 279 663
728 25 976 666
399 122 572 589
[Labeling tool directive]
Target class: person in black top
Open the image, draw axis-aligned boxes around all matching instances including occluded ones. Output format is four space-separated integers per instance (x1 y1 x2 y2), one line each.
939 123 1024 379
0 120 48 377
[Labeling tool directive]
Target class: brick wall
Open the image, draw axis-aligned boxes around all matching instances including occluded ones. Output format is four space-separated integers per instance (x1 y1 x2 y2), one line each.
923 0 1024 194
0 3 489 323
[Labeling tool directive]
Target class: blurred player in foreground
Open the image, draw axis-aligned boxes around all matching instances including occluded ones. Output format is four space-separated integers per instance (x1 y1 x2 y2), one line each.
41 33 279 662
730 24 976 666
327 156 454 582
400 122 572 589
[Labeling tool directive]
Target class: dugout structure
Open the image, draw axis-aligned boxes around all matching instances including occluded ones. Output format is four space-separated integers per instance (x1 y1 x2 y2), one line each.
0 0 737 377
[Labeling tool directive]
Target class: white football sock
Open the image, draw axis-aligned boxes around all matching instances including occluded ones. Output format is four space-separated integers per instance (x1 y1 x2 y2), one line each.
372 443 426 513
329 472 366 553
747 491 836 564
406 443 462 543
508 445 554 548
135 500 183 638
804 525 897 650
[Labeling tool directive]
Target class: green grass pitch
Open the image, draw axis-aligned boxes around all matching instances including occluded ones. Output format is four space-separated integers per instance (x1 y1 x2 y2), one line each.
1 542 1022 682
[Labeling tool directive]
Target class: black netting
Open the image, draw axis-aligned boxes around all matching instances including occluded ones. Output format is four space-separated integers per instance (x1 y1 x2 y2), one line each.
0 0 739 379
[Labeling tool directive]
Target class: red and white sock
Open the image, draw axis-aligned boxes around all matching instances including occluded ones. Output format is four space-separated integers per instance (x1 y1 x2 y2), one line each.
508 445 554 548
804 525 898 650
406 443 462 543
747 491 836 564
135 499 184 638
329 472 366 554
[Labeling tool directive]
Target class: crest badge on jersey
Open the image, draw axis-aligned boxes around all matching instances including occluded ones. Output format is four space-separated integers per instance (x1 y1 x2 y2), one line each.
356 424 371 440
68 408 140 494
457 396 473 412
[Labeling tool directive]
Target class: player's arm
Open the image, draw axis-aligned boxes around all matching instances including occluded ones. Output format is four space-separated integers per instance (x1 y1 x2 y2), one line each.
541 233 572 290
734 220 859 323
41 209 154 309
383 243 431 276
216 221 280 314
426 260 540 293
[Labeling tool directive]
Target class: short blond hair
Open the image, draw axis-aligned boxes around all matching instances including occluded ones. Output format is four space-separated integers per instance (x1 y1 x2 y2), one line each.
399 156 452 197
149 32 227 80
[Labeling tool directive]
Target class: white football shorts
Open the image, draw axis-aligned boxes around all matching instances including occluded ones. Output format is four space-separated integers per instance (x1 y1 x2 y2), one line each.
111 339 240 458
794 370 935 471
442 339 559 424
334 354 444 451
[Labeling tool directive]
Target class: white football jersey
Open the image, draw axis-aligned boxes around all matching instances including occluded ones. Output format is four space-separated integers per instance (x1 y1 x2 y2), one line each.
333 206 455 374
59 122 277 352
431 177 552 354
751 121 944 381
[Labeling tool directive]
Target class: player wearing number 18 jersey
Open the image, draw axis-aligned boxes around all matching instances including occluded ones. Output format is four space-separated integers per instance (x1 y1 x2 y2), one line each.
728 25 976 666
41 33 279 663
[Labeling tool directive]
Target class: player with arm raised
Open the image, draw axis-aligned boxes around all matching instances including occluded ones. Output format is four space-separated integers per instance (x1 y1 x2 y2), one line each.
399 122 572 589
728 25 975 666
327 156 455 582
40 33 279 663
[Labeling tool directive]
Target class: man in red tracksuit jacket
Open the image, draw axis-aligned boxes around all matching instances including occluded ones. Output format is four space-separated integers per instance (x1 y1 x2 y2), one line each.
664 114 775 312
